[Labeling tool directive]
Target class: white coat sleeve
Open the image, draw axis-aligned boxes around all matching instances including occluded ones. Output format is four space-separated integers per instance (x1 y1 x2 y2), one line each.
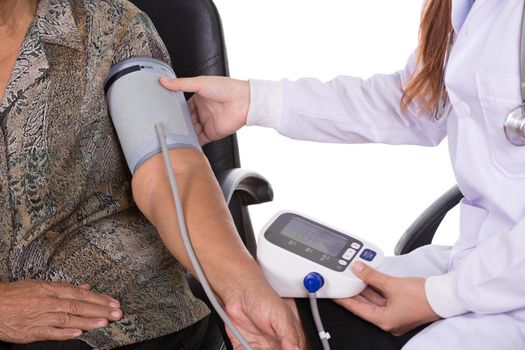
425 216 525 318
246 53 447 146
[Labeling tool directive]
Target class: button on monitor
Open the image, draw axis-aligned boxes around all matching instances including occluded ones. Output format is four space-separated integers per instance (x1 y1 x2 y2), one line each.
342 248 356 260
360 249 377 262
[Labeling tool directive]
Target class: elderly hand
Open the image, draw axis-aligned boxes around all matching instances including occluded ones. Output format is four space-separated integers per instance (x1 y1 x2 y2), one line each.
0 280 123 343
160 76 250 145
334 261 441 336
221 274 305 350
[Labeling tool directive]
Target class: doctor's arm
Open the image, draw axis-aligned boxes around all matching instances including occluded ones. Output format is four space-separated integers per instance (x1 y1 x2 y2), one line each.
160 52 447 147
335 216 525 335
424 216 525 317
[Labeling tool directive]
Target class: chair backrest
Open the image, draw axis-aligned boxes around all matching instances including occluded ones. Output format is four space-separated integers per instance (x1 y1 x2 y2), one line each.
395 185 463 255
129 0 258 255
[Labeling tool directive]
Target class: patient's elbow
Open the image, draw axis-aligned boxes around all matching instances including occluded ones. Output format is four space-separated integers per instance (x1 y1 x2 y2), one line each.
131 148 209 222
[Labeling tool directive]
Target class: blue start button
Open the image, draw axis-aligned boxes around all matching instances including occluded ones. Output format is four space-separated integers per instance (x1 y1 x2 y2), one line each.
360 249 377 262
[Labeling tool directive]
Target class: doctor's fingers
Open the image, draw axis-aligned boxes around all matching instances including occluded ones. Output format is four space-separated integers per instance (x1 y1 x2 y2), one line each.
160 76 206 93
196 127 212 146
334 296 387 329
334 292 383 309
187 98 197 119
187 100 210 145
360 286 388 306
351 261 393 295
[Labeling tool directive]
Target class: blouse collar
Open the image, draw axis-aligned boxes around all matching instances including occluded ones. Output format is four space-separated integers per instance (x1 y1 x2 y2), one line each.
34 0 83 51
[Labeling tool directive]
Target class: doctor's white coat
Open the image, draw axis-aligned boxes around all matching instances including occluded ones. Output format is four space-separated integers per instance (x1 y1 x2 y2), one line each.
247 0 525 348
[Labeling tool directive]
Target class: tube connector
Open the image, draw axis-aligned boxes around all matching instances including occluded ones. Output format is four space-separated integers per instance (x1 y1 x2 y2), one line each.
319 331 331 340
303 272 325 293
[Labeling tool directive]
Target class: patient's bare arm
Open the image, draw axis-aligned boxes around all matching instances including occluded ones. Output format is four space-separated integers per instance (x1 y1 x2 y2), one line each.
131 149 257 294
131 148 305 350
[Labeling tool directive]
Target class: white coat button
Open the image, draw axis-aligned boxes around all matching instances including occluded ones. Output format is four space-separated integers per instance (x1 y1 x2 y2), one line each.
456 102 472 117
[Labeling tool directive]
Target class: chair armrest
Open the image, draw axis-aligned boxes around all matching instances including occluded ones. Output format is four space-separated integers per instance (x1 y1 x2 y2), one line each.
217 168 274 205
394 185 463 255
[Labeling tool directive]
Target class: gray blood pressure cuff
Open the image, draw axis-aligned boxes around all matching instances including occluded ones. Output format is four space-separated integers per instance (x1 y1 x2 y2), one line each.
104 57 201 175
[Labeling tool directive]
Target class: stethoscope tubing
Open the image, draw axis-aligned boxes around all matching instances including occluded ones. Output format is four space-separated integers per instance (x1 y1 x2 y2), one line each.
502 0 525 145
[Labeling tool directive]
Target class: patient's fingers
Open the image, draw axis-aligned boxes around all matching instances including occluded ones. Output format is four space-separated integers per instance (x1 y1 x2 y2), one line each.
51 299 122 321
39 313 108 331
41 282 119 308
28 327 83 342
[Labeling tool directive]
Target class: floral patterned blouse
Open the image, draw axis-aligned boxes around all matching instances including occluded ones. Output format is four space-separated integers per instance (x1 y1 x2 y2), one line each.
0 0 209 348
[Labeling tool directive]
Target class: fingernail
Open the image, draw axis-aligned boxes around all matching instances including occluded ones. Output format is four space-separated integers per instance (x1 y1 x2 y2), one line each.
96 319 107 328
111 310 122 319
352 261 365 272
72 330 83 337
109 301 120 308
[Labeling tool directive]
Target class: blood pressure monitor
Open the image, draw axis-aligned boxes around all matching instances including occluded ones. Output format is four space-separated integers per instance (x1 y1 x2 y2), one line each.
257 211 383 298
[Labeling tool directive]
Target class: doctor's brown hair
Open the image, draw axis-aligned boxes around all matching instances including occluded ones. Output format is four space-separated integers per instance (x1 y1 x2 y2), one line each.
402 0 452 113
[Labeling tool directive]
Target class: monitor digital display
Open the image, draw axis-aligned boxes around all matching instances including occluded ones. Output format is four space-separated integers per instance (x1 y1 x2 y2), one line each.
281 217 347 256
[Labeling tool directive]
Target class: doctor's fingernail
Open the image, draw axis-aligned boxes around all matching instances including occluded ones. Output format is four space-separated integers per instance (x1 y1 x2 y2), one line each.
352 261 365 272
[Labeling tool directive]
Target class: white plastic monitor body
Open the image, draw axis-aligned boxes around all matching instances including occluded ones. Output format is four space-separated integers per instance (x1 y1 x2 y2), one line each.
257 211 383 298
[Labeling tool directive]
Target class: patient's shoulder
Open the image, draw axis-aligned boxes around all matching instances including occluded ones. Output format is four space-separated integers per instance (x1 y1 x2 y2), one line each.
68 0 167 62
70 0 148 39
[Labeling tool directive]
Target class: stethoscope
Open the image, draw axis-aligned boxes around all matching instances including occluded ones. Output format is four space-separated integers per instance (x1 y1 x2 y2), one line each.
503 1 525 146
436 2 525 146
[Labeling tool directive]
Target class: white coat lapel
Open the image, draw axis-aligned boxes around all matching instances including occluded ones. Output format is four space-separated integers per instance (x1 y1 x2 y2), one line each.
451 0 476 33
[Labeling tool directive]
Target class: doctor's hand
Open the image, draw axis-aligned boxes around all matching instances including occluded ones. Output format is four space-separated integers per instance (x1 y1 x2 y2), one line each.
160 76 249 145
335 261 441 336
220 273 305 350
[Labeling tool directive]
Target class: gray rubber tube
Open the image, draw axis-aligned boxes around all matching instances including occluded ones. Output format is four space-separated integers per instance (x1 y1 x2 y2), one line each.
155 123 254 350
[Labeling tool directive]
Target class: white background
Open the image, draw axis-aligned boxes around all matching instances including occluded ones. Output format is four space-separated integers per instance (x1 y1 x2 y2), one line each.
213 0 459 255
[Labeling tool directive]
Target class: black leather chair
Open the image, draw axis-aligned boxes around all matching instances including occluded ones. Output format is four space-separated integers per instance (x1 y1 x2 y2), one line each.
128 1 273 349
395 185 463 255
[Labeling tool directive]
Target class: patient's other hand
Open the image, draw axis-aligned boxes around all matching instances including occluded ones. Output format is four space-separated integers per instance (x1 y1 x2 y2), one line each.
0 280 122 343
160 76 249 145
221 273 306 350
